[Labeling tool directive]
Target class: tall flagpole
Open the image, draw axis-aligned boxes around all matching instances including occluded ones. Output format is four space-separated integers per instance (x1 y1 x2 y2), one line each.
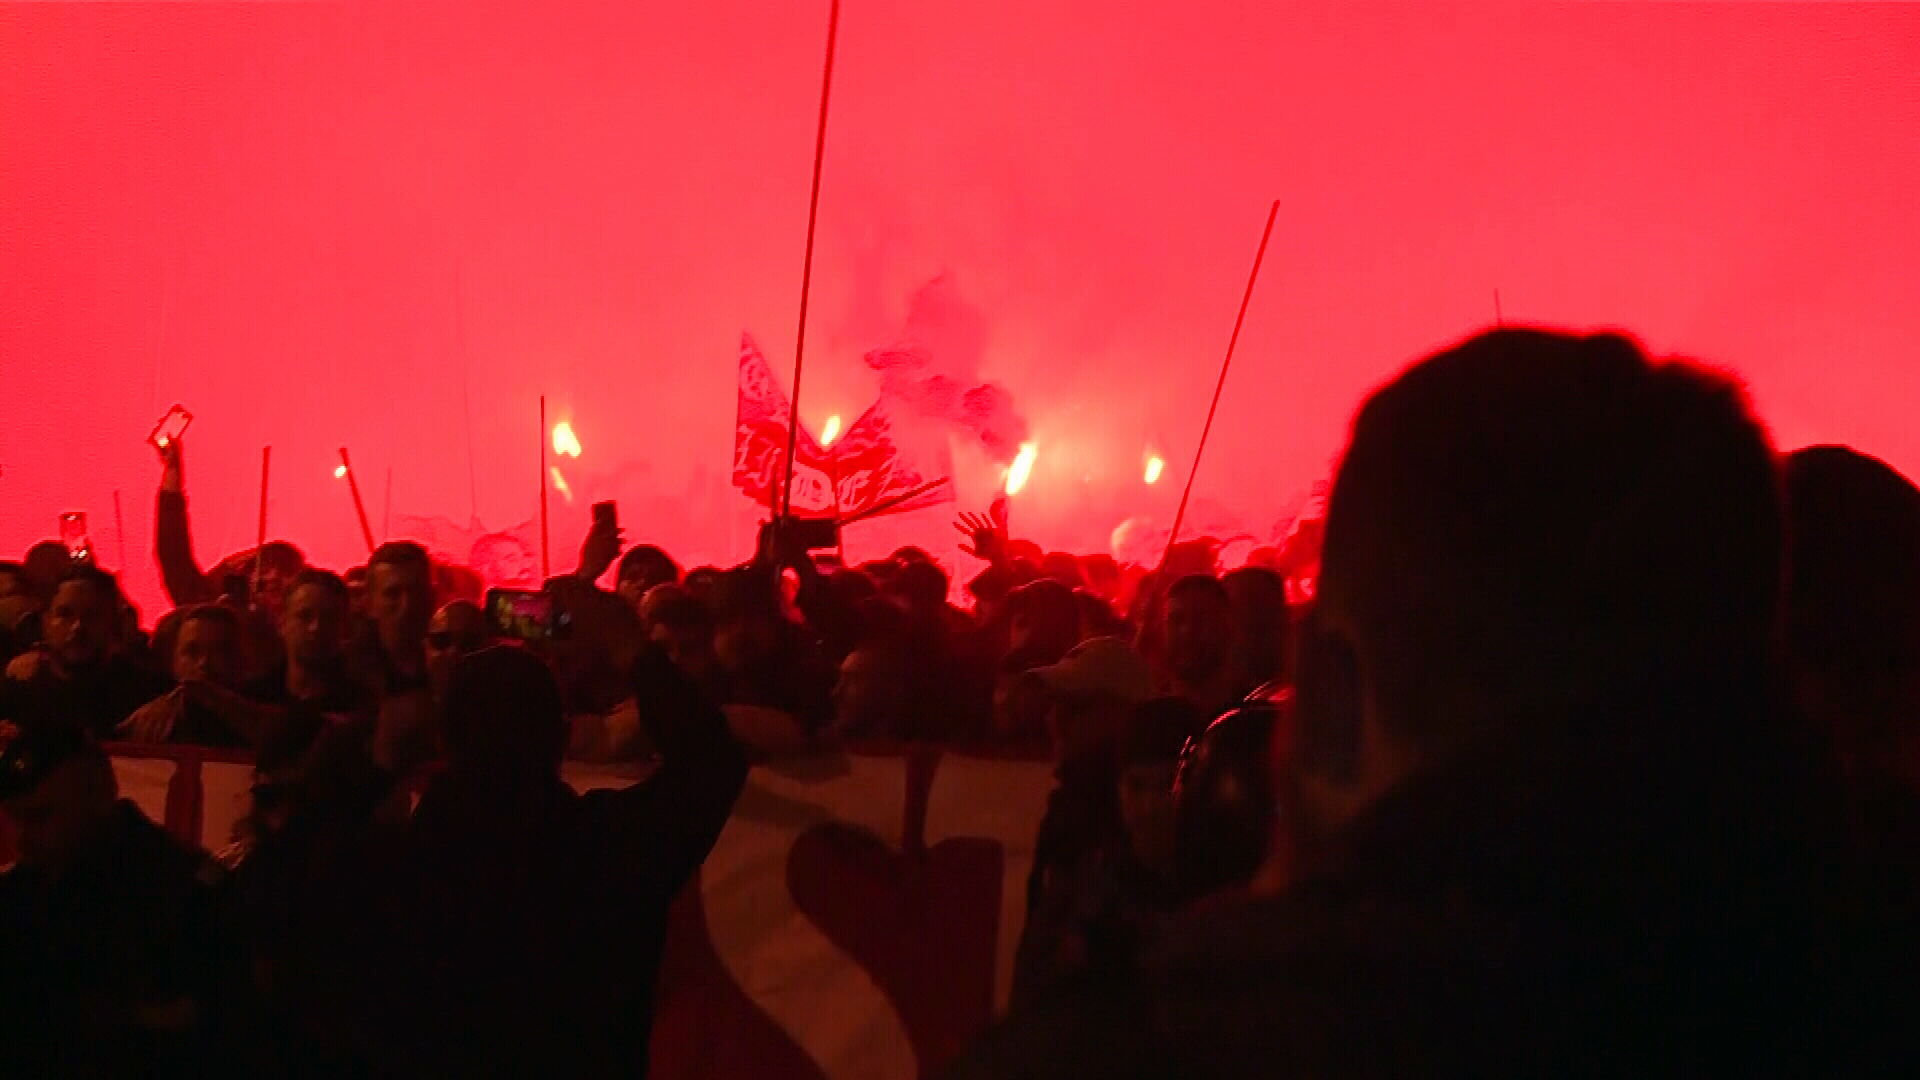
1152 200 1282 585
779 0 842 520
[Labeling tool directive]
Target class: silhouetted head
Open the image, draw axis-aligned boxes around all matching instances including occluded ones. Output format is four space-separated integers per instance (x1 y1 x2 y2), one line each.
22 542 72 604
642 583 717 682
1223 565 1290 685
442 645 567 786
834 638 912 737
1005 579 1081 666
1783 445 1920 777
1300 328 1782 825
886 559 950 622
426 599 493 701
616 545 681 611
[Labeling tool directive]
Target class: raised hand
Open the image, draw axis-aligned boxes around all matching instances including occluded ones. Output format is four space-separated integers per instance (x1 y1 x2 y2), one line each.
578 517 625 584
157 435 185 494
952 510 1007 564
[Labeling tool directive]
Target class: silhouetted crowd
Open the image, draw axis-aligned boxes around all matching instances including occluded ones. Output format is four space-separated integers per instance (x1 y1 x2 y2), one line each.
3 327 1919 1076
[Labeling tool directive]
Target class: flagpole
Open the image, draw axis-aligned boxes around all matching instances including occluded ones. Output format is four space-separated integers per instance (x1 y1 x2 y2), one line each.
779 0 841 520
539 395 550 581
1141 200 1280 642
252 446 272 592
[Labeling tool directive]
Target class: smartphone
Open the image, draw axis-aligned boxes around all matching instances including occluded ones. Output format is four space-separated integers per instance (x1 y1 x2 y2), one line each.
592 500 618 532
485 587 573 642
148 405 194 450
59 512 93 562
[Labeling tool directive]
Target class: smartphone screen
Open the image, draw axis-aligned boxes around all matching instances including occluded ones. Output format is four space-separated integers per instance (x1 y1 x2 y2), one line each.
149 405 194 449
592 501 618 531
59 512 92 561
486 588 557 642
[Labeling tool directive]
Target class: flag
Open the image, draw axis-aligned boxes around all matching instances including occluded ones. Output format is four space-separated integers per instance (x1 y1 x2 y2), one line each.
732 335 953 520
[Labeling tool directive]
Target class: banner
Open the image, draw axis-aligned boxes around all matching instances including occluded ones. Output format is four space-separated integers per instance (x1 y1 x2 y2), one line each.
733 335 953 521
48 743 1055 1080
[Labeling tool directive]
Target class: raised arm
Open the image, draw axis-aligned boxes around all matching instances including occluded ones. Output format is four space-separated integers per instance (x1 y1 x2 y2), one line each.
154 439 215 607
585 645 748 895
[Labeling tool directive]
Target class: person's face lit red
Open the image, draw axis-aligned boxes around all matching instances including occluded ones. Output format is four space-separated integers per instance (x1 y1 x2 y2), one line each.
281 583 346 670
369 561 433 648
44 579 115 670
173 616 239 686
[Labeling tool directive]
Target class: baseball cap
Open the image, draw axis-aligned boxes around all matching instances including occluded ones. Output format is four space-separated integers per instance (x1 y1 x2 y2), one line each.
1029 636 1153 706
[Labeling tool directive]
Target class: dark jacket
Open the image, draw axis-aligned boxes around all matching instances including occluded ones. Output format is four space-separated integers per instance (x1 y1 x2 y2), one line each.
0 801 245 1079
259 653 752 1068
957 703 1862 1078
155 489 217 609
1 652 172 739
1010 750 1131 1008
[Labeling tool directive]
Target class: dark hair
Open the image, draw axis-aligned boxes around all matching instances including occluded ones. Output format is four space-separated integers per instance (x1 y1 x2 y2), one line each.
828 568 879 608
644 584 713 633
1319 328 1781 761
443 645 567 779
287 568 351 607
0 561 25 586
889 559 950 611
1783 445 1920 755
368 540 432 578
177 602 243 640
890 546 935 566
1041 553 1085 588
618 545 681 585
1166 573 1229 606
56 562 126 605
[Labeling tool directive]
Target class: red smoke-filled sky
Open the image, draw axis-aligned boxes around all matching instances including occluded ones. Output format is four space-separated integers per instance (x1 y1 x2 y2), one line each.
3 2 1917 614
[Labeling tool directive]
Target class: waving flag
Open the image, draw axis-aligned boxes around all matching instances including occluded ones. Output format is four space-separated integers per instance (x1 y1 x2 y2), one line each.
733 335 952 520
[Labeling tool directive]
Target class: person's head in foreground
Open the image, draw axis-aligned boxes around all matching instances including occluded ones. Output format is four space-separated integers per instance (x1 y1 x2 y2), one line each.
1161 574 1234 692
0 723 119 871
1783 446 1920 788
642 583 719 683
1296 327 1788 835
1029 637 1154 764
441 645 567 791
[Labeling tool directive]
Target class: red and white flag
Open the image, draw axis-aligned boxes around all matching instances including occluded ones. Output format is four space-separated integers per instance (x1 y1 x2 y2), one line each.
733 335 952 520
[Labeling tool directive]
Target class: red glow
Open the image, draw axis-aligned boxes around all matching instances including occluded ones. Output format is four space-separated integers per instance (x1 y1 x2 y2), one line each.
4 4 1918 616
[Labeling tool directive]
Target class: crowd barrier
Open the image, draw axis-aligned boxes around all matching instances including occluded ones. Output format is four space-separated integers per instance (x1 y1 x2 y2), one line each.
10 743 1058 1080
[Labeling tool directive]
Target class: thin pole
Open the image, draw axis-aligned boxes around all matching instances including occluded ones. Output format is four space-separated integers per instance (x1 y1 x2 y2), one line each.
1152 200 1281 583
112 490 128 572
1494 288 1505 327
779 0 842 520
339 447 375 554
539 396 550 580
455 261 481 527
252 446 272 592
382 466 393 541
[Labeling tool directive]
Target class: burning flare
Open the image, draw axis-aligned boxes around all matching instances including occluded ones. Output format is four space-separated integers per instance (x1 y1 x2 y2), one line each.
333 464 349 479
1144 454 1165 485
1005 442 1038 496
820 414 842 447
549 466 574 502
551 421 582 458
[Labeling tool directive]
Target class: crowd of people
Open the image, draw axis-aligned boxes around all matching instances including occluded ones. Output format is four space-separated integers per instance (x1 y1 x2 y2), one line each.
2 325 1918 1076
